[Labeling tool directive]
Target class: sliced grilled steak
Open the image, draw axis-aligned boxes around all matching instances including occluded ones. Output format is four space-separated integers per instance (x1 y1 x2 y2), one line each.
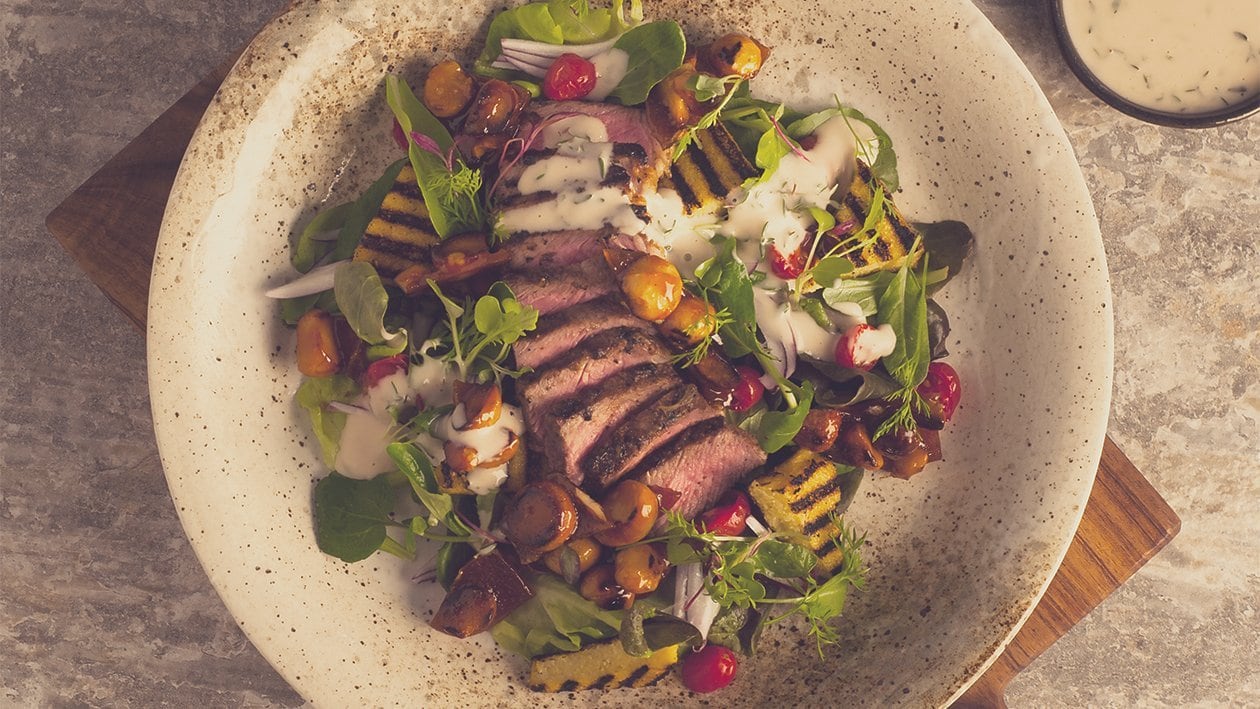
634 419 768 519
504 258 616 316
529 102 666 185
512 296 649 369
517 327 672 424
503 228 610 270
583 385 721 490
539 362 680 484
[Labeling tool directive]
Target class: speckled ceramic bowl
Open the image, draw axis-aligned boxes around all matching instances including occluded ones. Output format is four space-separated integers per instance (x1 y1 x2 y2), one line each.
148 0 1112 705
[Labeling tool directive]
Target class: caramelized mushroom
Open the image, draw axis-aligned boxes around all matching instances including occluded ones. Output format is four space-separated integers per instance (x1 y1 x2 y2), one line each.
477 431 521 469
453 380 503 430
430 549 533 638
578 564 635 610
830 423 885 470
794 408 846 452
543 538 603 581
613 543 669 595
463 79 530 135
698 33 771 79
595 480 660 547
661 293 718 345
295 309 341 377
501 480 579 558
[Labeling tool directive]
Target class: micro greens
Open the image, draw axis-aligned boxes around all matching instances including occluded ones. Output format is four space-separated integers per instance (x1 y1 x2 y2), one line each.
428 280 540 383
656 511 866 656
872 245 932 440
672 75 745 161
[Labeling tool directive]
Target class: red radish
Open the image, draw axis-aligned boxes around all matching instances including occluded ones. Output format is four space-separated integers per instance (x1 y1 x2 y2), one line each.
768 245 806 279
698 490 751 536
834 323 895 371
362 353 409 389
917 361 962 422
728 365 765 412
680 644 738 693
543 54 597 100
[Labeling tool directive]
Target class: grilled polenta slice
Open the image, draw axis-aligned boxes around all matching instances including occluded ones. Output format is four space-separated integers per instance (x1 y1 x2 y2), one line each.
668 122 758 214
527 639 681 692
352 164 440 277
831 159 923 277
747 449 862 577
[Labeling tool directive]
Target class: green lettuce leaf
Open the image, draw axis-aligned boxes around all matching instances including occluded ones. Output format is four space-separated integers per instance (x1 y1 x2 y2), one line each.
474 0 643 78
608 20 685 105
333 261 407 353
491 574 626 658
295 375 360 467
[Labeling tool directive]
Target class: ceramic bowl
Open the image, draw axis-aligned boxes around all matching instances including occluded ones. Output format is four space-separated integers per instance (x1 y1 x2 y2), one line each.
148 0 1112 705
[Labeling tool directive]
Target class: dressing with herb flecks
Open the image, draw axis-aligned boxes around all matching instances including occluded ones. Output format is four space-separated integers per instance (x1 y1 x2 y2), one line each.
1062 0 1260 114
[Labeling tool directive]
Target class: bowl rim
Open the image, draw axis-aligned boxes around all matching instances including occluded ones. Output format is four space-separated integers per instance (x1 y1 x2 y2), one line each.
1047 0 1260 128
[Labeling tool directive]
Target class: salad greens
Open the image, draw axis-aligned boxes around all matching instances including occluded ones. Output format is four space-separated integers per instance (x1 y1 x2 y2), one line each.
385 76 485 238
428 280 540 382
295 375 359 467
491 573 632 658
334 261 407 356
608 20 686 105
475 0 644 78
872 254 932 440
657 511 866 656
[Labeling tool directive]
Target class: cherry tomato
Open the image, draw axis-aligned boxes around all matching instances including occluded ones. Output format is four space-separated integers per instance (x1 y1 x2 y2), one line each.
917 361 962 423
728 365 765 412
680 644 738 693
768 245 806 279
543 53 597 101
698 490 751 536
362 353 409 389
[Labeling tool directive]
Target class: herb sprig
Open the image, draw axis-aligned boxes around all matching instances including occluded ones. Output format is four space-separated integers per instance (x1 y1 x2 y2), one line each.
428 280 539 383
672 75 745 161
655 511 866 656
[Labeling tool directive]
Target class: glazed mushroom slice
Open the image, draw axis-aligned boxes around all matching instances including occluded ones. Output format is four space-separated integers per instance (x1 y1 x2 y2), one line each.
430 549 534 639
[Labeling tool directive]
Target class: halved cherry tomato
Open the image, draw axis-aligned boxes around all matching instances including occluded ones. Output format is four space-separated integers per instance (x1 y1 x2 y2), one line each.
768 245 806 279
697 490 751 536
680 644 738 693
728 365 765 412
917 361 962 423
362 353 409 389
543 53 597 101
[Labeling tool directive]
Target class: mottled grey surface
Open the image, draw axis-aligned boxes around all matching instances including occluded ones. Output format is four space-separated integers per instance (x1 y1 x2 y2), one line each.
0 1 1255 708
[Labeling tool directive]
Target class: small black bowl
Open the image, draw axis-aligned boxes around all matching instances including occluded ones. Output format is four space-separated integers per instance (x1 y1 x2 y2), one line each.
1048 0 1260 128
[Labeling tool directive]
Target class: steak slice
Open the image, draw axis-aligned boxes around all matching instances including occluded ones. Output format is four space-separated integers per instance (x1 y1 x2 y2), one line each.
583 385 721 490
538 362 680 484
517 327 672 425
502 228 612 271
512 296 647 370
504 258 616 316
634 419 768 519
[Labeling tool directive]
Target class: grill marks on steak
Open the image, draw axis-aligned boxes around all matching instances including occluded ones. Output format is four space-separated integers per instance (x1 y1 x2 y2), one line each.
538 363 680 484
635 419 768 519
503 228 610 270
516 327 671 423
583 385 721 490
512 296 650 370
504 258 617 316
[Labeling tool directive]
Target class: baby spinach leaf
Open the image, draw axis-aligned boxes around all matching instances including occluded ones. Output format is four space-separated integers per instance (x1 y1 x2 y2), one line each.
608 20 686 105
755 539 818 579
876 258 929 389
839 105 899 192
757 380 814 453
491 573 627 658
694 236 760 358
333 261 407 353
291 201 354 273
385 442 470 536
313 472 395 563
295 374 360 467
385 75 485 238
821 272 892 317
329 160 409 264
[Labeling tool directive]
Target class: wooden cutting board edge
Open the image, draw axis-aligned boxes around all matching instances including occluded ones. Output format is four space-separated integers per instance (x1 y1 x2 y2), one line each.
44 51 1181 708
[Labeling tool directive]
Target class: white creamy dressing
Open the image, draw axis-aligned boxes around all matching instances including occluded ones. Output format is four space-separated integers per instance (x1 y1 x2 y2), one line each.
587 48 630 102
332 343 520 494
641 188 720 277
723 116 857 256
498 115 646 235
852 323 897 365
1062 0 1260 113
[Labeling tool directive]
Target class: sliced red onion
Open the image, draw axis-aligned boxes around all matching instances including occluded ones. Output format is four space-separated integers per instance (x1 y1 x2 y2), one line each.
500 36 618 59
828 218 859 237
263 260 343 299
494 54 549 78
327 400 369 415
674 562 720 641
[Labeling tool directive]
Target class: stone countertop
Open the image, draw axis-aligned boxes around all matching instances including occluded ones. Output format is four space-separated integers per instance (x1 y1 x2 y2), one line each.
2 0 1256 705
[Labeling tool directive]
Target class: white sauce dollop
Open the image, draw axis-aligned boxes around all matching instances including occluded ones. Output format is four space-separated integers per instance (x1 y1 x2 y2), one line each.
723 116 857 256
587 48 630 102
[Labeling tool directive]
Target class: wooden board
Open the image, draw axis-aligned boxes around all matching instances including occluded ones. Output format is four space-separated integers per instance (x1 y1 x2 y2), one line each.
45 55 1180 708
